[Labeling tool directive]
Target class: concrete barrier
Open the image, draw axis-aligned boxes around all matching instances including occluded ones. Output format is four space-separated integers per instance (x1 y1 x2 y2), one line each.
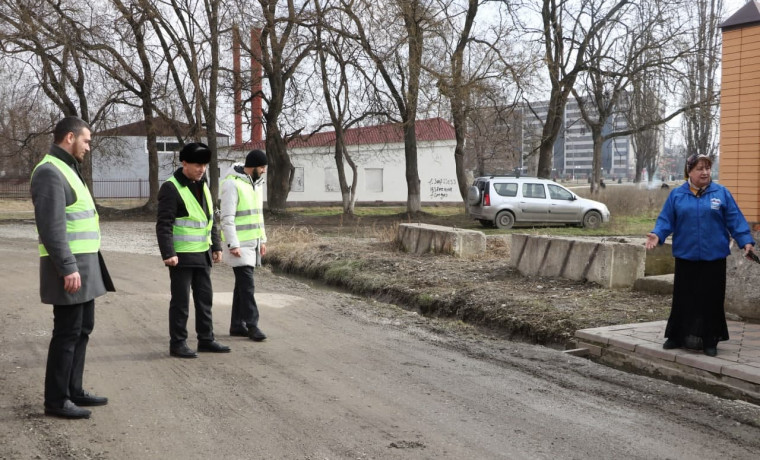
397 223 485 257
644 241 674 276
726 244 760 320
509 234 645 289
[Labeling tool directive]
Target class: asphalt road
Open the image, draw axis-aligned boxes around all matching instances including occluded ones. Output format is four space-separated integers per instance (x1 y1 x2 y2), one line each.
2 235 760 459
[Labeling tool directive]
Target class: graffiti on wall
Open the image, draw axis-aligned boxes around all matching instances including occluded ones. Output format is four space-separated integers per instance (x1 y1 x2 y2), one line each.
428 177 457 200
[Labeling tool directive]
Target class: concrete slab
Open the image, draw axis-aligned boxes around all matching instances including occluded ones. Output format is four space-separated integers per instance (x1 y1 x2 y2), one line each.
633 274 674 295
397 223 486 257
510 234 645 289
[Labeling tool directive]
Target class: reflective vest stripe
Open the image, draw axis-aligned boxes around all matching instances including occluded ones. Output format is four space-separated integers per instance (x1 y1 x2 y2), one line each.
173 234 210 242
235 209 261 217
175 218 208 228
167 176 212 253
33 155 100 257
67 209 97 220
38 231 101 243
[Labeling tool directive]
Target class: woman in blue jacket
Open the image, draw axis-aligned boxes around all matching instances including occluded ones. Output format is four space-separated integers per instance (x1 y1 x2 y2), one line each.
645 154 755 357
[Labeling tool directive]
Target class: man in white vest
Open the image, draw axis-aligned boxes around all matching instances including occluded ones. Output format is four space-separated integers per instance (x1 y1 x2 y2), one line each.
31 116 115 419
220 149 268 341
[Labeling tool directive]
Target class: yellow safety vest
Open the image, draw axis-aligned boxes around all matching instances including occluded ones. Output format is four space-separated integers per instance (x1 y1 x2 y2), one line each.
33 155 100 257
222 174 264 246
167 176 213 253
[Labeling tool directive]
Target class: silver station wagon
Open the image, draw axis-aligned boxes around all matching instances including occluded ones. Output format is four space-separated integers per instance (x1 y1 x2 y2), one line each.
467 176 611 229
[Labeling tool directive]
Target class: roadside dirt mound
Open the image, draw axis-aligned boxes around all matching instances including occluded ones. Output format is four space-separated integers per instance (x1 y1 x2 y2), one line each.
265 224 672 347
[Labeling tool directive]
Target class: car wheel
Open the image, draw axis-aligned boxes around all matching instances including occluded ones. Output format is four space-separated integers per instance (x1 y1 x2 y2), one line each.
467 186 481 206
495 211 515 229
583 210 602 229
478 219 493 228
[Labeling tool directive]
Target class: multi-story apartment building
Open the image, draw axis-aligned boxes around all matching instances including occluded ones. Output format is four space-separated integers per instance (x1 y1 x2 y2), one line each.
520 99 636 180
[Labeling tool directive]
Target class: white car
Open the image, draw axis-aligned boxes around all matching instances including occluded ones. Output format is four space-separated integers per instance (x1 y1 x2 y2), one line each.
467 175 611 229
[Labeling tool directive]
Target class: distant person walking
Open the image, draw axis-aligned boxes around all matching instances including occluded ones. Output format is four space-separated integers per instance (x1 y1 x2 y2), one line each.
31 116 115 419
156 142 230 358
220 149 268 341
645 154 755 357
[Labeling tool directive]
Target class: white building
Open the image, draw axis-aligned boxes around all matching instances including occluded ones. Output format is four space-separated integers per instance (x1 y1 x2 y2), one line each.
226 117 459 204
95 117 460 204
93 119 230 198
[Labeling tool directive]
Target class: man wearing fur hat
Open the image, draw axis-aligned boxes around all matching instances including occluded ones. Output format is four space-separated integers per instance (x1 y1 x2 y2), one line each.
156 142 230 358
220 149 268 341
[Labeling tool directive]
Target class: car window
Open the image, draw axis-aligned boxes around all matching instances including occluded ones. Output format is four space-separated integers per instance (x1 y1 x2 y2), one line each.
522 183 546 199
493 182 518 197
548 184 574 201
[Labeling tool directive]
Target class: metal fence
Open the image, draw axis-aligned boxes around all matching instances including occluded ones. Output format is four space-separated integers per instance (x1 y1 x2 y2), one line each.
0 179 149 199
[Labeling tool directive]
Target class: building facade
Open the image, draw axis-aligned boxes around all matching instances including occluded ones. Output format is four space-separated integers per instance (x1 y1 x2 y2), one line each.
94 119 230 198
96 117 460 204
521 99 635 180
227 117 460 204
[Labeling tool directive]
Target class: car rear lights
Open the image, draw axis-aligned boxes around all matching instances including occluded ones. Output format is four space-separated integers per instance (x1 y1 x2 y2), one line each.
484 192 490 206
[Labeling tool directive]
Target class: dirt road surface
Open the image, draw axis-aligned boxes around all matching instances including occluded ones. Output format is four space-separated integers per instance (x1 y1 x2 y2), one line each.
2 235 760 459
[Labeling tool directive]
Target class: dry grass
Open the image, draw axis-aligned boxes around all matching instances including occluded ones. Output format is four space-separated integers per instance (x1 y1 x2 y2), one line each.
576 184 669 218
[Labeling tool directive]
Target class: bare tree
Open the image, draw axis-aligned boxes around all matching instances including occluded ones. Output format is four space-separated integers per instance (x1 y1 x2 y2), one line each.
527 0 631 179
681 0 723 159
0 69 54 178
571 0 694 192
464 95 523 177
314 0 360 214
0 0 125 186
225 0 317 212
425 0 528 204
338 0 434 214
143 0 226 202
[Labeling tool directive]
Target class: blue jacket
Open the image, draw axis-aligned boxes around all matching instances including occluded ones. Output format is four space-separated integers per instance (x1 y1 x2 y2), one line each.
651 181 754 261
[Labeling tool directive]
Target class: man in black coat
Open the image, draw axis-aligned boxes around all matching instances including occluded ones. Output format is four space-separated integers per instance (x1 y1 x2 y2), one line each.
31 116 115 419
156 142 230 358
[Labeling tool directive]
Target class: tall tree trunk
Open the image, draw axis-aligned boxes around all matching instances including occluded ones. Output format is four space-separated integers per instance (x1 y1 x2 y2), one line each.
403 120 421 213
265 122 293 212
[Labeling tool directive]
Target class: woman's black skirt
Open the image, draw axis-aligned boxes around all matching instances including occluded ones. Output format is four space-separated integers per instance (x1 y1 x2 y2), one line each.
665 258 729 349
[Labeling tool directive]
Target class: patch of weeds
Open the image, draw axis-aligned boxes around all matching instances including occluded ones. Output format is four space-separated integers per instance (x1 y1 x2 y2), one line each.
323 260 365 284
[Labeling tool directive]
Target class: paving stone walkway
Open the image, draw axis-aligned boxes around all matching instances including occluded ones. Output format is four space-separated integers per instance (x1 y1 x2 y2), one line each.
575 320 760 402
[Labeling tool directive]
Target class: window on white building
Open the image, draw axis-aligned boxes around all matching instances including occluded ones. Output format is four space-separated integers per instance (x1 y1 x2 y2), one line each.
292 167 304 192
365 168 383 192
325 168 340 192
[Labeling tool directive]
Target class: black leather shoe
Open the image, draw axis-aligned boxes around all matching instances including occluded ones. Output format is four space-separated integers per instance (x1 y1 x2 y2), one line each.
44 400 91 419
197 340 231 353
248 327 267 342
229 327 248 337
170 343 198 358
662 338 681 350
704 346 718 357
71 390 108 406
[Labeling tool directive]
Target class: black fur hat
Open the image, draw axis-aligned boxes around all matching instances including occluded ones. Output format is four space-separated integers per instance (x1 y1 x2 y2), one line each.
179 142 212 164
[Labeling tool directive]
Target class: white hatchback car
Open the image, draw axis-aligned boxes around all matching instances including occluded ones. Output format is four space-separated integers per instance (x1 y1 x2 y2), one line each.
467 175 611 229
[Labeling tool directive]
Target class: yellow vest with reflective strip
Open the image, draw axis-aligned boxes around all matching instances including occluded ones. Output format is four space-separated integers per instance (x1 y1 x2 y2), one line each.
167 176 212 253
33 155 100 257
222 174 264 246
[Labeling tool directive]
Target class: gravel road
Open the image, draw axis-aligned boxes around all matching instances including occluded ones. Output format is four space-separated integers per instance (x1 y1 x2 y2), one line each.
2 222 760 459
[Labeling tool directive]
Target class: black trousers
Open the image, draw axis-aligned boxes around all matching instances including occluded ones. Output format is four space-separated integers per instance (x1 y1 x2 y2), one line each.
45 300 94 408
230 265 259 331
168 266 215 346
